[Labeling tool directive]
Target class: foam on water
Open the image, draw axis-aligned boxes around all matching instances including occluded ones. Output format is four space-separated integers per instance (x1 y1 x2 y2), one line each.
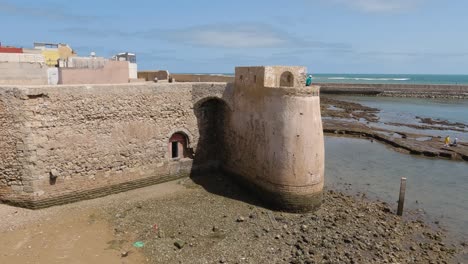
313 74 468 85
326 77 410 81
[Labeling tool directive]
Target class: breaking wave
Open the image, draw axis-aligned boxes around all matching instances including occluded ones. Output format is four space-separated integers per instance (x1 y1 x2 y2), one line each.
326 77 410 81
327 77 410 81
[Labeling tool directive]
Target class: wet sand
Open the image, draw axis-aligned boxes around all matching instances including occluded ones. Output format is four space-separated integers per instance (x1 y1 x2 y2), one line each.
1 176 465 263
106 175 465 263
0 180 187 264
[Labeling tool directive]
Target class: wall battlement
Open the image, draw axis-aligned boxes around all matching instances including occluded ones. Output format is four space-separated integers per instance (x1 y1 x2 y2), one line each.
0 66 324 212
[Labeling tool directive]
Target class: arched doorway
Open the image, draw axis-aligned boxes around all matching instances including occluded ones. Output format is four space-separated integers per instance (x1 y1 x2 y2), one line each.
168 132 191 159
194 98 230 164
280 71 294 87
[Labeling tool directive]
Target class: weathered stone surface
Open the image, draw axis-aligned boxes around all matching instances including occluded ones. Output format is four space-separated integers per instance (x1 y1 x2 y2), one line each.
0 83 225 207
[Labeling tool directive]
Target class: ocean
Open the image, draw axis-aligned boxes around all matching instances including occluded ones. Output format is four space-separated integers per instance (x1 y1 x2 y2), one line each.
209 73 468 85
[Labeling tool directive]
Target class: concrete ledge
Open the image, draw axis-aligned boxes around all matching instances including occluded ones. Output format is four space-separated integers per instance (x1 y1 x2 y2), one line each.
222 168 322 213
172 74 234 83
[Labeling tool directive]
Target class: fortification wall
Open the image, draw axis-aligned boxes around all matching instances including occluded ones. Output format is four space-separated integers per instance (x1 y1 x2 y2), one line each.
138 70 170 81
222 66 324 212
0 90 31 198
319 83 468 98
0 83 228 208
172 74 234 83
224 86 324 211
0 69 324 211
0 62 48 85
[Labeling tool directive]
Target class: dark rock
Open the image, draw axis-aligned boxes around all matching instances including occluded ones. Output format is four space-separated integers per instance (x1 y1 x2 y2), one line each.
174 240 185 249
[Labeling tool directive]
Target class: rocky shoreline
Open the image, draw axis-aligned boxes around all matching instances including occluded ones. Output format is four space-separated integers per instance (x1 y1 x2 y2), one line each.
321 97 468 162
319 83 468 99
105 175 465 264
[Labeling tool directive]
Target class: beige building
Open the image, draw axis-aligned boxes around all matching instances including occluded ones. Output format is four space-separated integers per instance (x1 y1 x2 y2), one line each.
0 53 48 85
31 42 76 67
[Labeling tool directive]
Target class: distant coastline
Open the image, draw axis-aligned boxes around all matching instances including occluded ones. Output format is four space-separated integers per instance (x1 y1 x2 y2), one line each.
319 82 468 99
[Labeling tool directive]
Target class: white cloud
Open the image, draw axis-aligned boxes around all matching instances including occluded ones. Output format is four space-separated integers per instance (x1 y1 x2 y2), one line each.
167 24 288 48
0 0 98 21
332 0 423 13
165 23 352 50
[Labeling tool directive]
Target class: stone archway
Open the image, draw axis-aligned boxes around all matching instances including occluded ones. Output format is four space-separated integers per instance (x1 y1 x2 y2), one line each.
168 132 192 159
280 71 294 87
193 97 230 165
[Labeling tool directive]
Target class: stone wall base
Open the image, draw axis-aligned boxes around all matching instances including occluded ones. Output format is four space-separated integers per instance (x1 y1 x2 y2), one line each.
1 161 322 212
2 172 190 209
222 167 322 213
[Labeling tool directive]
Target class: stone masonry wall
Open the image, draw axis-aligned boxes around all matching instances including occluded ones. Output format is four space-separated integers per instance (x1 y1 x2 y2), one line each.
0 76 324 211
0 88 34 199
0 83 228 208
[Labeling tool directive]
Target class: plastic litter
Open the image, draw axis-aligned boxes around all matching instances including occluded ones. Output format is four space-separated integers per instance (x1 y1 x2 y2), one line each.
133 241 145 248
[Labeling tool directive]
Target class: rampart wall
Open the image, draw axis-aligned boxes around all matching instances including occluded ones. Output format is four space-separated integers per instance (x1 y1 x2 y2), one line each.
0 91 30 198
0 83 228 208
138 70 170 81
172 74 234 83
223 67 323 211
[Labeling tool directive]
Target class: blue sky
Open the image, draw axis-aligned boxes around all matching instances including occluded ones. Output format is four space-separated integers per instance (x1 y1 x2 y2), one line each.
1 0 467 74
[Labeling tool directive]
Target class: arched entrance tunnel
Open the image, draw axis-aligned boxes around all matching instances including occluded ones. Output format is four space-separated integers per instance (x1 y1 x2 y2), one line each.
193 97 229 168
191 97 264 206
168 132 192 159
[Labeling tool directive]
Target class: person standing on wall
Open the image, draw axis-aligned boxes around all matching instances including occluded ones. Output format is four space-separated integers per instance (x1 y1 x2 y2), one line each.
306 74 313 86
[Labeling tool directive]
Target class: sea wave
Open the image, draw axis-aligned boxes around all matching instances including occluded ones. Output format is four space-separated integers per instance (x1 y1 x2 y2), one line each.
326 77 410 81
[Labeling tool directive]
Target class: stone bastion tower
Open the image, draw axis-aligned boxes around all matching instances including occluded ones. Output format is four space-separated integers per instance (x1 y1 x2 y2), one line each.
224 66 325 211
0 65 324 212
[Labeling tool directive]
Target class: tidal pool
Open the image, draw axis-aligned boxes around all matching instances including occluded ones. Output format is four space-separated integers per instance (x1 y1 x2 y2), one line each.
325 136 468 241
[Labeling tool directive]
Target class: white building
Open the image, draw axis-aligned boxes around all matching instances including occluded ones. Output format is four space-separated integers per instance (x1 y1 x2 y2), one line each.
113 52 137 79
